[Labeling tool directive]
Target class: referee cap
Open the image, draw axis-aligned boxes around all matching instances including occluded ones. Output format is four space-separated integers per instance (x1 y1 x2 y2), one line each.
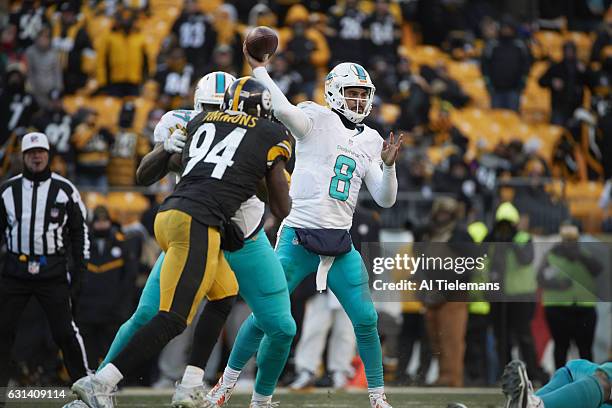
21 132 50 153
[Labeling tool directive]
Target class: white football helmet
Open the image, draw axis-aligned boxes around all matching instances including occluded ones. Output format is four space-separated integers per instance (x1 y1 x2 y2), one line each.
324 62 376 123
194 71 237 111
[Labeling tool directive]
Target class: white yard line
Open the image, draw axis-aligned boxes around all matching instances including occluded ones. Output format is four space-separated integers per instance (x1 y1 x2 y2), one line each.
117 386 501 396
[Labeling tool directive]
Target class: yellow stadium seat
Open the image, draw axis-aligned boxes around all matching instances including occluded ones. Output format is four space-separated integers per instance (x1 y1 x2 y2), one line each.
197 0 221 14
533 30 564 62
528 61 550 80
133 97 155 134
565 181 603 199
447 61 482 82
63 95 90 115
564 31 594 62
567 188 605 233
89 96 122 129
106 192 150 226
381 104 400 125
461 79 490 108
82 192 108 212
406 45 449 67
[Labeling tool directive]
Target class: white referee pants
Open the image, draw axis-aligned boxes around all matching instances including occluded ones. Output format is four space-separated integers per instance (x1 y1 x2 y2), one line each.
294 292 356 375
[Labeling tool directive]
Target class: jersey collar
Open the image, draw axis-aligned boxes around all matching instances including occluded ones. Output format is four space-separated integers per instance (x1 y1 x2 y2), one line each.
332 109 365 136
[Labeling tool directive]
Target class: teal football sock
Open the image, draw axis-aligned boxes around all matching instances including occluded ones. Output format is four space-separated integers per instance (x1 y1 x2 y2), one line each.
536 367 573 396
540 375 604 408
227 314 265 371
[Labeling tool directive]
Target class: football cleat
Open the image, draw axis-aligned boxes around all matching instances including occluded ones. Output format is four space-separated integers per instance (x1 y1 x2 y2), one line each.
171 382 207 408
62 400 90 408
502 360 544 408
288 370 316 391
249 400 280 408
369 392 393 408
71 375 116 408
205 377 236 407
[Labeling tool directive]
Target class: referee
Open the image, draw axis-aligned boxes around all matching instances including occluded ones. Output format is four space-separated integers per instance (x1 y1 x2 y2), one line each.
0 132 90 390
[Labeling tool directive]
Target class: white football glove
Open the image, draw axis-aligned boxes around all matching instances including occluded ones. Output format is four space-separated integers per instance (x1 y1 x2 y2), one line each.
164 129 187 154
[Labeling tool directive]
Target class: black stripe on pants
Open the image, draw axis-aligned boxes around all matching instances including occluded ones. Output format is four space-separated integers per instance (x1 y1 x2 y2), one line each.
169 218 209 320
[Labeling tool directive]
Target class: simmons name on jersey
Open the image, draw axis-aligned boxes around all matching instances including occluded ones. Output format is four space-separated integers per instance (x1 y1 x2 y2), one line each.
160 110 291 227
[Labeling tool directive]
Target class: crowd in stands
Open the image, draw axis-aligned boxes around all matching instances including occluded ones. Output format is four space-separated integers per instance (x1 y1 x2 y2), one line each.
0 0 611 390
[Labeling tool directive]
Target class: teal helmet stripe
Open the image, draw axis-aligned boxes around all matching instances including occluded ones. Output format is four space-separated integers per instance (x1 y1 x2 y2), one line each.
353 64 367 80
215 73 225 94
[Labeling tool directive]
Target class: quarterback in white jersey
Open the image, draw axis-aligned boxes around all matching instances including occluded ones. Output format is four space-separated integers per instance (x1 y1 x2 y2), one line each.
248 48 401 408
284 100 395 229
251 61 400 229
203 47 402 408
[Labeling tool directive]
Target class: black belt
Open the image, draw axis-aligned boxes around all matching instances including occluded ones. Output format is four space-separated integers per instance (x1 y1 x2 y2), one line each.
9 253 64 264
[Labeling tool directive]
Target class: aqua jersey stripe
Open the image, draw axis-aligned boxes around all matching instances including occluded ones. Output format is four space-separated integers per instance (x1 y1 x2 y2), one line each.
216 73 225 94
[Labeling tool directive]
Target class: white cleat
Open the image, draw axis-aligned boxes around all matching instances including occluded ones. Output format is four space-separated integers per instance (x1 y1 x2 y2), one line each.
502 360 544 408
171 382 208 408
71 375 116 408
369 392 393 408
62 400 90 408
249 400 279 408
288 370 316 391
205 377 236 407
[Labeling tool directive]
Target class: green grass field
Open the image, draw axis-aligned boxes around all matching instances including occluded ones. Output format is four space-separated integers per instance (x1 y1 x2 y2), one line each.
6 388 506 408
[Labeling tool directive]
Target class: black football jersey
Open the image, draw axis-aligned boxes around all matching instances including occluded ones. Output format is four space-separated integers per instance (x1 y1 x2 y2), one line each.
160 110 292 226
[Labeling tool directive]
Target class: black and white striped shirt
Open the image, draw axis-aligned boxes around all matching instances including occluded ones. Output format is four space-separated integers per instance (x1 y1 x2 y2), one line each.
0 172 90 276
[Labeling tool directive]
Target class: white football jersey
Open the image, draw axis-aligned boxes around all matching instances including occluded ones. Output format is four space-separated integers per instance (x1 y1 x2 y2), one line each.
285 102 384 229
154 109 265 238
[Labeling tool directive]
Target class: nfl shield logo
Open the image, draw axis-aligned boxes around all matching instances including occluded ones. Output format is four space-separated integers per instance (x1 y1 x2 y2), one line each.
50 208 59 217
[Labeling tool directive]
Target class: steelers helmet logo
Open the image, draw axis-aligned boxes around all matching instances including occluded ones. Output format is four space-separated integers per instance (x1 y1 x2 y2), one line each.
261 89 272 110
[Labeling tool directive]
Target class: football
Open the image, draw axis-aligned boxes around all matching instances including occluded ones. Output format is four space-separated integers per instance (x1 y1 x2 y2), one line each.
245 26 278 62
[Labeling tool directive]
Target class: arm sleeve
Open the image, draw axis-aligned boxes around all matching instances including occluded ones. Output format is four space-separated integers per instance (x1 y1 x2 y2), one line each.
252 66 312 139
66 184 90 279
364 159 398 208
